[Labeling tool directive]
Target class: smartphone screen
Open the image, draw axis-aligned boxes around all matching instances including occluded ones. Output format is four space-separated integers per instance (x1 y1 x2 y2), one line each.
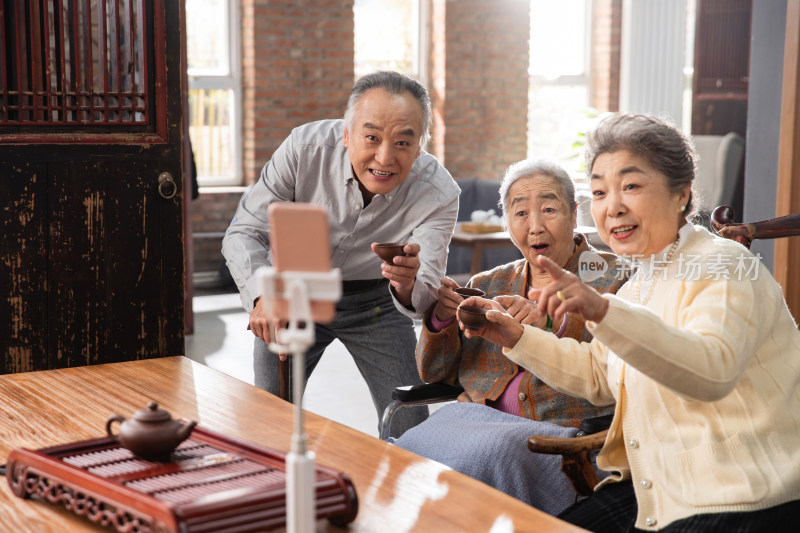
267 202 337 323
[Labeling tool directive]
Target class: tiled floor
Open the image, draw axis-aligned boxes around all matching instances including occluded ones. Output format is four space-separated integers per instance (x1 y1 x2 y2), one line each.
185 288 427 438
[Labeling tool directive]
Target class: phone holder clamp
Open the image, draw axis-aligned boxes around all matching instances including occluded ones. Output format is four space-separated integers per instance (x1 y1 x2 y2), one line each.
258 266 342 533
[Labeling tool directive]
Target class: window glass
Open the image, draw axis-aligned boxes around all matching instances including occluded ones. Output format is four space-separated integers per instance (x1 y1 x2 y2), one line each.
187 0 230 75
186 0 240 186
528 0 592 177
529 0 586 78
354 0 419 79
188 89 233 179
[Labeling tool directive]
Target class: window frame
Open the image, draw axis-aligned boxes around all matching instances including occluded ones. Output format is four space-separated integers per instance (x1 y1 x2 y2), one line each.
353 0 428 85
527 0 594 176
187 0 242 187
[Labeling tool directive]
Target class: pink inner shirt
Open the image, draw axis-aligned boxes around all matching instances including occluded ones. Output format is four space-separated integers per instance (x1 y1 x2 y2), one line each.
429 304 455 331
490 286 539 416
431 298 540 417
493 371 523 416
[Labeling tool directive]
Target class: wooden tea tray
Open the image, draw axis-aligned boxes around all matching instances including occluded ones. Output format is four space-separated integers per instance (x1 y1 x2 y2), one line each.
459 222 504 234
5 425 358 532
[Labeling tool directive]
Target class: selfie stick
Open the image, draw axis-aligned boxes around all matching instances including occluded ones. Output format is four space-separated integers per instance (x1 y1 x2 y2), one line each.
260 267 341 533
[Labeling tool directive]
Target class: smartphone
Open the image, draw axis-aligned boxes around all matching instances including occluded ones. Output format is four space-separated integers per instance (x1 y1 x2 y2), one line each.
267 202 337 323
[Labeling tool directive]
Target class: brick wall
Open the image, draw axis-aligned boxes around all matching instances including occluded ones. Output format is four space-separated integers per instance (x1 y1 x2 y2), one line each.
190 0 357 284
192 0 533 281
191 1 582 282
190 189 245 280
430 0 447 163
591 0 622 113
241 0 355 186
430 0 530 179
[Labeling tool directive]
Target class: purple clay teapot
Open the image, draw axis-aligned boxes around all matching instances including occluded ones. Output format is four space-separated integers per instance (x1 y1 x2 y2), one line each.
106 401 197 460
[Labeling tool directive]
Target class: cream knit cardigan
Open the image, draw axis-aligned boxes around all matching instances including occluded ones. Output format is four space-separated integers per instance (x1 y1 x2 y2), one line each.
505 224 800 530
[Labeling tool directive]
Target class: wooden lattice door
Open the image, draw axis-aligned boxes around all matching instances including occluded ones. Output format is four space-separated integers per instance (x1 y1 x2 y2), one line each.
0 0 185 372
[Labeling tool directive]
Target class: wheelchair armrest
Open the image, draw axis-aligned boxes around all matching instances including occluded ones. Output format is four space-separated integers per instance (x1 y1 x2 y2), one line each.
391 382 464 403
576 413 614 436
379 382 464 440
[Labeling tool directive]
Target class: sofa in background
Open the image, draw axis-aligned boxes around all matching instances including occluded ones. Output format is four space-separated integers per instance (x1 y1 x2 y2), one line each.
446 178 523 282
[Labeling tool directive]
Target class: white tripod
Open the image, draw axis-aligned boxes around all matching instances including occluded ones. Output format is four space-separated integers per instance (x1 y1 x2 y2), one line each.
260 267 341 533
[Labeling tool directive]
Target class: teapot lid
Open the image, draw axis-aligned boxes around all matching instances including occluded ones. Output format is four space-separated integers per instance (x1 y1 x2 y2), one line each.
132 401 172 423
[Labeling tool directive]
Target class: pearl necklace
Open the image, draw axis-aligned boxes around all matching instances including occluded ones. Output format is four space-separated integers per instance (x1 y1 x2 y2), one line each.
632 236 680 306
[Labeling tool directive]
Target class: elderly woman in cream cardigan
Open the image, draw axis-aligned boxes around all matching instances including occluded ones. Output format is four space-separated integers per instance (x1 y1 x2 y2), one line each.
461 113 800 533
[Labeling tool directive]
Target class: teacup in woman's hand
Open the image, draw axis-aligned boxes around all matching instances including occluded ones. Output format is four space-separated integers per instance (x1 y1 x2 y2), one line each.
374 242 407 263
457 305 489 330
454 287 485 298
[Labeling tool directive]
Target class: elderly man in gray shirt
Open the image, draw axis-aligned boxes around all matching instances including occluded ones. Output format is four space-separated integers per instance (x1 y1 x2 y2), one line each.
222 71 460 437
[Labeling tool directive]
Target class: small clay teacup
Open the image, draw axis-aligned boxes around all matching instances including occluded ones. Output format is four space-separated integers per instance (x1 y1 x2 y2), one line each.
374 242 407 263
454 287 485 299
457 305 489 330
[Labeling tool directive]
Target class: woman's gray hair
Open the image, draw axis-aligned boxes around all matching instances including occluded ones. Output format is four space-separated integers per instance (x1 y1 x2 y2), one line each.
344 71 432 147
498 158 576 221
585 112 699 216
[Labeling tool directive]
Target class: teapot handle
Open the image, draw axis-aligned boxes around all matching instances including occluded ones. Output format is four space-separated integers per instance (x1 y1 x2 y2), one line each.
106 414 126 439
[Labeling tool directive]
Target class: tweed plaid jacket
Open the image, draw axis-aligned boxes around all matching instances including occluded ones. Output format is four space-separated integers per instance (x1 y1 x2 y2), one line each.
416 234 627 426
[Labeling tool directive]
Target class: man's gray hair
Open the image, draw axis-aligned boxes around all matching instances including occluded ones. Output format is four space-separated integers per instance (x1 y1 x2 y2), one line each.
498 158 576 220
344 71 432 147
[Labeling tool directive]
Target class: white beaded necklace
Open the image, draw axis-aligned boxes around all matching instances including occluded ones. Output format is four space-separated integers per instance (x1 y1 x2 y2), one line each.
632 236 680 306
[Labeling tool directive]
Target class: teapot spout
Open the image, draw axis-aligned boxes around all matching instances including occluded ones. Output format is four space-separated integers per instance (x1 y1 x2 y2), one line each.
177 419 198 443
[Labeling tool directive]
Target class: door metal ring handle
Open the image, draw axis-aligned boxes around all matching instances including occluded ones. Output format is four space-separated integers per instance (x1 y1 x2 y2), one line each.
158 172 177 199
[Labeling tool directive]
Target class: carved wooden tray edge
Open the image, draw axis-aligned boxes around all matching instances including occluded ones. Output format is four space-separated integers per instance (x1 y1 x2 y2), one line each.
5 425 358 532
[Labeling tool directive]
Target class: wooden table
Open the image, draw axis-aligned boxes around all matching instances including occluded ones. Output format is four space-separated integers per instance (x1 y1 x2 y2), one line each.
0 357 586 532
451 224 602 277
450 226 517 277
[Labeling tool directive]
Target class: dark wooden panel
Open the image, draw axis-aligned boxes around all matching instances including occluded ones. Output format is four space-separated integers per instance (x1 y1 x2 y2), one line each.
691 99 748 137
691 0 753 136
46 160 109 368
0 0 185 373
0 145 183 372
45 155 183 368
693 0 752 97
0 159 47 373
101 160 167 361
774 0 800 322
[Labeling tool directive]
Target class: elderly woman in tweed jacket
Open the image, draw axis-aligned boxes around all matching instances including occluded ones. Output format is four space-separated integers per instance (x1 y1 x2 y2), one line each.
393 158 627 515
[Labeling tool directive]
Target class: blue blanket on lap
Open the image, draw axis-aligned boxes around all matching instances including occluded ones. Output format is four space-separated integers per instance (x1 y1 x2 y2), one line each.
392 402 590 515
